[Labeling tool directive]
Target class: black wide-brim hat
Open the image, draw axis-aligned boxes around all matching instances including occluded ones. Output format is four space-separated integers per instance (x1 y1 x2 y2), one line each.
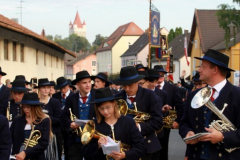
68 79 77 90
55 77 70 89
88 87 122 104
72 71 93 85
13 75 30 85
194 49 235 71
135 64 148 70
193 72 201 82
147 69 163 78
34 78 51 88
0 67 7 76
92 72 113 85
137 71 154 81
8 79 31 92
50 81 55 86
153 65 168 73
113 66 145 86
16 92 44 106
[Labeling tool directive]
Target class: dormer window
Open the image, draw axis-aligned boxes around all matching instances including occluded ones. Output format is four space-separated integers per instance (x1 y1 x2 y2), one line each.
103 42 108 47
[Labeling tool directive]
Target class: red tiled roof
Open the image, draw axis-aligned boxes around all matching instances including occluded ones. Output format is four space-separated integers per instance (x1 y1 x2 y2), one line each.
73 11 82 28
188 9 225 55
0 14 76 57
82 20 86 25
96 22 143 52
69 21 72 25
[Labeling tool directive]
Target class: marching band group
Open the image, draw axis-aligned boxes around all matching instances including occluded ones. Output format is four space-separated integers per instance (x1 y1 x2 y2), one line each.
0 49 240 160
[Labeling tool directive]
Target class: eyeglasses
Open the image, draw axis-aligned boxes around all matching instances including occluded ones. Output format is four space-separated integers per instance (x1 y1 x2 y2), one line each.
98 105 113 111
139 81 146 86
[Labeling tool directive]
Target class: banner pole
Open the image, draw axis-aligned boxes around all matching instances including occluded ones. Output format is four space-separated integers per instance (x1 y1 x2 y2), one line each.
148 0 151 69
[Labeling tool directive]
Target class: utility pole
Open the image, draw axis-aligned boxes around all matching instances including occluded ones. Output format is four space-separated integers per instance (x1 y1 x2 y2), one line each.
18 0 24 25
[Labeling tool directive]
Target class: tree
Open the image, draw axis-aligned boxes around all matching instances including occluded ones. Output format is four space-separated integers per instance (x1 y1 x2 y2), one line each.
46 35 53 41
167 27 183 43
216 4 240 48
90 34 107 52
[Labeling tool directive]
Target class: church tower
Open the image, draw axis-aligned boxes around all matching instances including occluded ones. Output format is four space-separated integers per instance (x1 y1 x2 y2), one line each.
69 11 86 38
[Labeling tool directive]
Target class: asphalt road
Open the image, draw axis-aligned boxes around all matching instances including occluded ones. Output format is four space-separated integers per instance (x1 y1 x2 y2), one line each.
168 129 186 160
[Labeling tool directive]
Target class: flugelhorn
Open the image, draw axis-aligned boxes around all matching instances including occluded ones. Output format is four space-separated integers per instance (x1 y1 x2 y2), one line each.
191 87 238 153
118 99 150 123
69 108 82 137
6 101 12 121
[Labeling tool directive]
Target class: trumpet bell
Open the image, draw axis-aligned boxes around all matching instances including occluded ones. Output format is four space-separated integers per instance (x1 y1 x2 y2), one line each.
118 99 128 115
81 120 96 145
191 87 212 109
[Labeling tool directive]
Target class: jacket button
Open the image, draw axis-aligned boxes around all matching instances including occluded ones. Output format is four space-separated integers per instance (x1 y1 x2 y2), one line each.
219 153 222 157
148 140 151 143
195 147 197 151
217 146 220 149
144 136 146 139
204 111 207 114
202 151 204 154
202 145 204 148
196 117 198 121
196 125 198 128
204 117 206 120
193 155 195 158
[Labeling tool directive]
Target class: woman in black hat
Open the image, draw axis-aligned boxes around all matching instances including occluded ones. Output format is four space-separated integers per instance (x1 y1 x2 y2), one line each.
49 81 56 97
35 78 62 159
92 72 112 89
10 92 51 160
82 87 146 160
0 79 30 121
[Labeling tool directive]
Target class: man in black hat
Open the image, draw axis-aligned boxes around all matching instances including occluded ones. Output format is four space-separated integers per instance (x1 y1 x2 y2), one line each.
61 71 95 160
153 65 184 160
52 77 74 110
13 75 30 88
135 64 148 71
0 67 10 113
179 49 240 160
114 66 163 160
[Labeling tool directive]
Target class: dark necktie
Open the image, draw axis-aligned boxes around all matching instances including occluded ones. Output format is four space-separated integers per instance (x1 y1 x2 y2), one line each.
210 88 216 101
62 94 65 99
81 96 88 104
128 97 135 103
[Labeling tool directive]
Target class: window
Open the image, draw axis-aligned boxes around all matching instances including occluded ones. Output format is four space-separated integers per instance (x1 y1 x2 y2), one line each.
92 60 96 66
56 57 59 68
4 39 8 60
20 43 24 62
36 49 38 65
12 41 17 61
44 52 47 66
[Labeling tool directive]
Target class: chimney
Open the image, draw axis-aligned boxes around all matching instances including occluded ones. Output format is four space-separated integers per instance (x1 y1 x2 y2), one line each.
41 29 46 37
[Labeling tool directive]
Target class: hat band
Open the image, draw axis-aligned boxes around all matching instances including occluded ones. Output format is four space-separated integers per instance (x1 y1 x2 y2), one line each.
94 96 115 103
119 74 139 81
58 81 68 87
136 66 143 69
97 75 107 81
203 56 228 68
21 100 41 104
11 87 27 90
39 82 51 86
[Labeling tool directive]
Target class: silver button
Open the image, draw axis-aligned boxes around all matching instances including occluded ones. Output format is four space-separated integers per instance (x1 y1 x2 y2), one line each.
202 145 204 148
80 105 82 107
204 117 206 120
202 151 204 154
195 147 197 151
196 117 198 121
196 125 198 128
193 155 195 158
144 136 147 139
219 153 222 157
148 140 151 143
86 104 88 106
204 111 207 114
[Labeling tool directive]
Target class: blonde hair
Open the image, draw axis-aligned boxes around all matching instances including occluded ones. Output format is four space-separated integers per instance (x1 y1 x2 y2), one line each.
22 105 53 138
95 100 120 123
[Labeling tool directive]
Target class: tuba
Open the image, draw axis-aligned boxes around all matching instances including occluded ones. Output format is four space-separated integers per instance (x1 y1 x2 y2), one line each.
6 101 12 121
69 108 82 137
20 125 41 152
191 87 238 153
81 120 130 159
118 99 150 123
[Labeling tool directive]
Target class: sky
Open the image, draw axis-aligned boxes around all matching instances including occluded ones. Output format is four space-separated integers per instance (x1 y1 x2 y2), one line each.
0 0 239 44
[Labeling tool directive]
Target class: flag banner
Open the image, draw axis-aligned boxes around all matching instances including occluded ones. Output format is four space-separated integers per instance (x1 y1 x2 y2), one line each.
184 37 190 66
155 47 161 59
150 10 160 47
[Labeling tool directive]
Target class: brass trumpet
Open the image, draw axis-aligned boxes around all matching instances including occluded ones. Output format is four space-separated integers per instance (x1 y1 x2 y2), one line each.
6 101 12 121
118 99 150 123
163 109 177 128
69 108 82 137
20 125 41 151
81 120 130 159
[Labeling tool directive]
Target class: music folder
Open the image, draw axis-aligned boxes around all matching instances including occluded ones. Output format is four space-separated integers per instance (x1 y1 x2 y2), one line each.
183 132 210 142
75 119 89 126
101 136 120 155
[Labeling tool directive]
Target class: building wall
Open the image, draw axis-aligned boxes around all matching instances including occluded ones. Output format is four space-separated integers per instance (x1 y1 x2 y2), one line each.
121 55 136 67
0 38 65 83
112 36 140 74
73 54 97 76
137 44 149 67
96 50 112 74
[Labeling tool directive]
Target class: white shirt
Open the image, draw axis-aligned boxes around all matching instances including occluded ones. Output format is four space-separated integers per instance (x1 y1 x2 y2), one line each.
0 84 3 89
126 95 136 104
62 89 71 99
156 81 165 90
209 79 227 100
79 92 90 103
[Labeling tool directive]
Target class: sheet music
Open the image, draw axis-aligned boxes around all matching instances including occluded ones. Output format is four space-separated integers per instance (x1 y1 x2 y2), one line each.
10 155 16 159
75 119 89 126
183 132 210 142
101 136 120 155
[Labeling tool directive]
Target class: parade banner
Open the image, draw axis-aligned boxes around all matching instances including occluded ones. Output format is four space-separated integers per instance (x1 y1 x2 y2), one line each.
150 10 160 47
184 37 190 66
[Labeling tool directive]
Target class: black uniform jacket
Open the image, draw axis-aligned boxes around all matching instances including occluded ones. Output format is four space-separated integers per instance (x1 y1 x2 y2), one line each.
61 90 96 147
0 99 21 119
43 98 62 134
179 81 240 160
115 86 163 153
52 90 74 108
162 81 184 123
0 85 10 109
0 115 11 160
10 116 50 160
82 116 147 160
